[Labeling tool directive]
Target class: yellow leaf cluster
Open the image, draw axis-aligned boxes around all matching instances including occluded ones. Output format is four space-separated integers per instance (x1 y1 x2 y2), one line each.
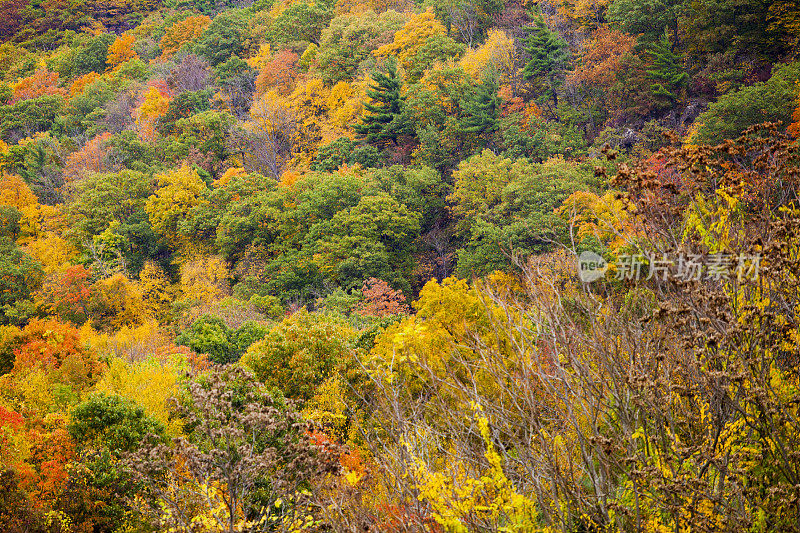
411 410 542 532
460 29 516 85
556 189 636 254
24 233 78 274
95 356 183 436
374 10 445 72
179 255 230 305
145 165 209 248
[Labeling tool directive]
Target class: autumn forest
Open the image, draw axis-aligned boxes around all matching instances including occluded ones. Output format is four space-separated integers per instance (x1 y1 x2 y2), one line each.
1 0 800 530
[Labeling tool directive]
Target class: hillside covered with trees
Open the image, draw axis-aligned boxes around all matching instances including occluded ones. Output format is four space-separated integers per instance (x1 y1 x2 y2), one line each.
1 0 800 530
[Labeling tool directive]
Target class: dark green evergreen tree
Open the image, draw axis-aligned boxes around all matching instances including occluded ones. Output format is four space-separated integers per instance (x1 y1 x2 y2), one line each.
461 73 500 147
646 32 688 108
522 14 568 111
355 58 409 148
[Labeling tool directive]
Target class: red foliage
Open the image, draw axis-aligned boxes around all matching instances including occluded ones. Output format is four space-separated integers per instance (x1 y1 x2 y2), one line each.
354 278 411 317
0 405 24 430
39 265 93 324
20 427 75 510
788 94 800 138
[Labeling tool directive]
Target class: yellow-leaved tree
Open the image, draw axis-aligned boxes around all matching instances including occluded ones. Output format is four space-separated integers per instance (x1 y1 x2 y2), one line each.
459 29 516 86
139 260 175 322
95 357 183 436
178 255 230 306
135 85 171 141
144 165 210 253
374 10 445 73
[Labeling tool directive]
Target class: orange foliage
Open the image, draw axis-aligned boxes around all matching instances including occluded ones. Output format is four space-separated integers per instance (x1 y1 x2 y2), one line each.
12 319 99 375
788 93 800 138
160 15 212 58
567 27 636 90
10 68 67 104
69 72 101 96
136 83 172 141
23 427 74 508
354 278 411 316
63 132 112 182
256 50 300 96
106 34 139 71
498 84 525 116
0 405 24 431
0 173 38 211
37 265 92 324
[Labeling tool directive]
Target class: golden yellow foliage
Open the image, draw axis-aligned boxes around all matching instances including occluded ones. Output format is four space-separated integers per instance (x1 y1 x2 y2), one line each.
246 43 272 70
179 255 230 305
459 29 516 85
213 166 247 188
139 261 174 322
69 72 102 96
135 86 171 141
374 10 445 73
328 75 369 129
411 409 541 532
553 0 612 30
88 273 147 331
145 165 209 250
289 78 330 155
95 356 183 436
0 173 43 242
24 233 78 274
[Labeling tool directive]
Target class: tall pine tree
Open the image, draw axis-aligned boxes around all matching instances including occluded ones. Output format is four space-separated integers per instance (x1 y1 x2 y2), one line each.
460 73 500 148
522 13 568 111
355 58 408 148
646 31 688 109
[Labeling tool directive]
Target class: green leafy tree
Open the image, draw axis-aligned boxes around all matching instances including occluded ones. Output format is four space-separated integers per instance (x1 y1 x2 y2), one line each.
0 238 43 325
214 55 256 118
696 61 800 143
269 0 335 45
177 315 234 364
69 393 165 453
196 10 248 67
242 310 359 401
306 194 422 292
311 137 381 172
404 33 465 83
607 0 686 46
315 11 406 85
448 151 588 275
0 94 63 143
65 393 166 532
156 89 212 136
0 206 21 241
